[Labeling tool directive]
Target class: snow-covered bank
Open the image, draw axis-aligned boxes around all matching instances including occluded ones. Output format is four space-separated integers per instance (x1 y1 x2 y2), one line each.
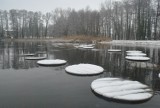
100 40 160 47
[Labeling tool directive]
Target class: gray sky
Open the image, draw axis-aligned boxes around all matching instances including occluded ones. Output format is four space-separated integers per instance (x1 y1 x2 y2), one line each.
0 0 107 13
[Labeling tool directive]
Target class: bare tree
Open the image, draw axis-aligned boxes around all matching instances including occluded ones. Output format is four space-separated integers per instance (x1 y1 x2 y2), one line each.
0 10 4 39
154 0 160 39
9 9 19 38
43 12 51 38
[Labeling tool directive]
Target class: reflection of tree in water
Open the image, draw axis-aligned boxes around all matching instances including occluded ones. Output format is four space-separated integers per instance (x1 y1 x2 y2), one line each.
99 45 125 78
0 41 47 69
104 52 124 77
0 41 12 69
125 58 160 91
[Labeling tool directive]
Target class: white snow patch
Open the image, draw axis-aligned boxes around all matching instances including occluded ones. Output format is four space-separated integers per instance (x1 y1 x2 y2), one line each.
74 44 95 49
91 80 140 89
25 56 47 60
91 78 153 101
37 59 67 66
65 64 104 75
108 49 121 52
127 52 146 56
125 56 150 61
126 50 142 53
104 89 152 98
100 40 160 48
82 46 94 49
115 93 153 101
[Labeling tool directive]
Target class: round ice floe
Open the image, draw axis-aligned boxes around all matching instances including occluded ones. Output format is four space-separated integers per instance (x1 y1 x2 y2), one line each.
125 56 150 61
65 64 104 75
25 56 46 60
126 50 142 53
76 44 86 48
74 44 95 49
82 46 94 49
108 49 121 52
76 44 95 49
127 53 146 56
91 78 153 102
37 59 67 66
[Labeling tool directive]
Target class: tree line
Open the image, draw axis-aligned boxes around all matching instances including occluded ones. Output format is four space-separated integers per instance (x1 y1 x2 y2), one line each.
0 0 160 40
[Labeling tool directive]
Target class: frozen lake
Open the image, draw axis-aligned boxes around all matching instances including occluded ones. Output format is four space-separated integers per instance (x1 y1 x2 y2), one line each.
0 41 160 108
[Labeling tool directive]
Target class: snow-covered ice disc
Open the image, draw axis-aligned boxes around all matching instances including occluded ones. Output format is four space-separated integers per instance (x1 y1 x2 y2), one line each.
125 56 150 61
126 50 142 53
91 78 153 102
25 56 46 60
127 53 146 56
82 46 94 49
76 45 86 48
37 59 67 66
76 44 95 49
108 49 121 52
65 64 104 75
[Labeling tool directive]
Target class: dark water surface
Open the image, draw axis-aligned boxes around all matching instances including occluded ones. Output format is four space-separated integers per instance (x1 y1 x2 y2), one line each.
0 41 160 108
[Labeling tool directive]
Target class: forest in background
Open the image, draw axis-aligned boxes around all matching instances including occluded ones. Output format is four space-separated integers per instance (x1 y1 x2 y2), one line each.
0 0 160 40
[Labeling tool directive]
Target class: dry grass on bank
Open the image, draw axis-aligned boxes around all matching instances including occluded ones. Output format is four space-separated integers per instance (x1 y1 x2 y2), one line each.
62 35 111 43
4 35 111 43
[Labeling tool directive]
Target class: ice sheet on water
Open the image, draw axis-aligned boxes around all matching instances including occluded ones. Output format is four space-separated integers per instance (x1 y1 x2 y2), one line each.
91 78 153 102
65 64 104 75
37 59 67 65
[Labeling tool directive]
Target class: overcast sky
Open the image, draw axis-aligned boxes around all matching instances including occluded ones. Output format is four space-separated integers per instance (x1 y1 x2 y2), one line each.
0 0 108 13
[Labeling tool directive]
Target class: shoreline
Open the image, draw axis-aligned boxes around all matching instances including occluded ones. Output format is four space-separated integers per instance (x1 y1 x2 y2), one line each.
2 36 111 43
100 40 160 47
2 38 160 48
